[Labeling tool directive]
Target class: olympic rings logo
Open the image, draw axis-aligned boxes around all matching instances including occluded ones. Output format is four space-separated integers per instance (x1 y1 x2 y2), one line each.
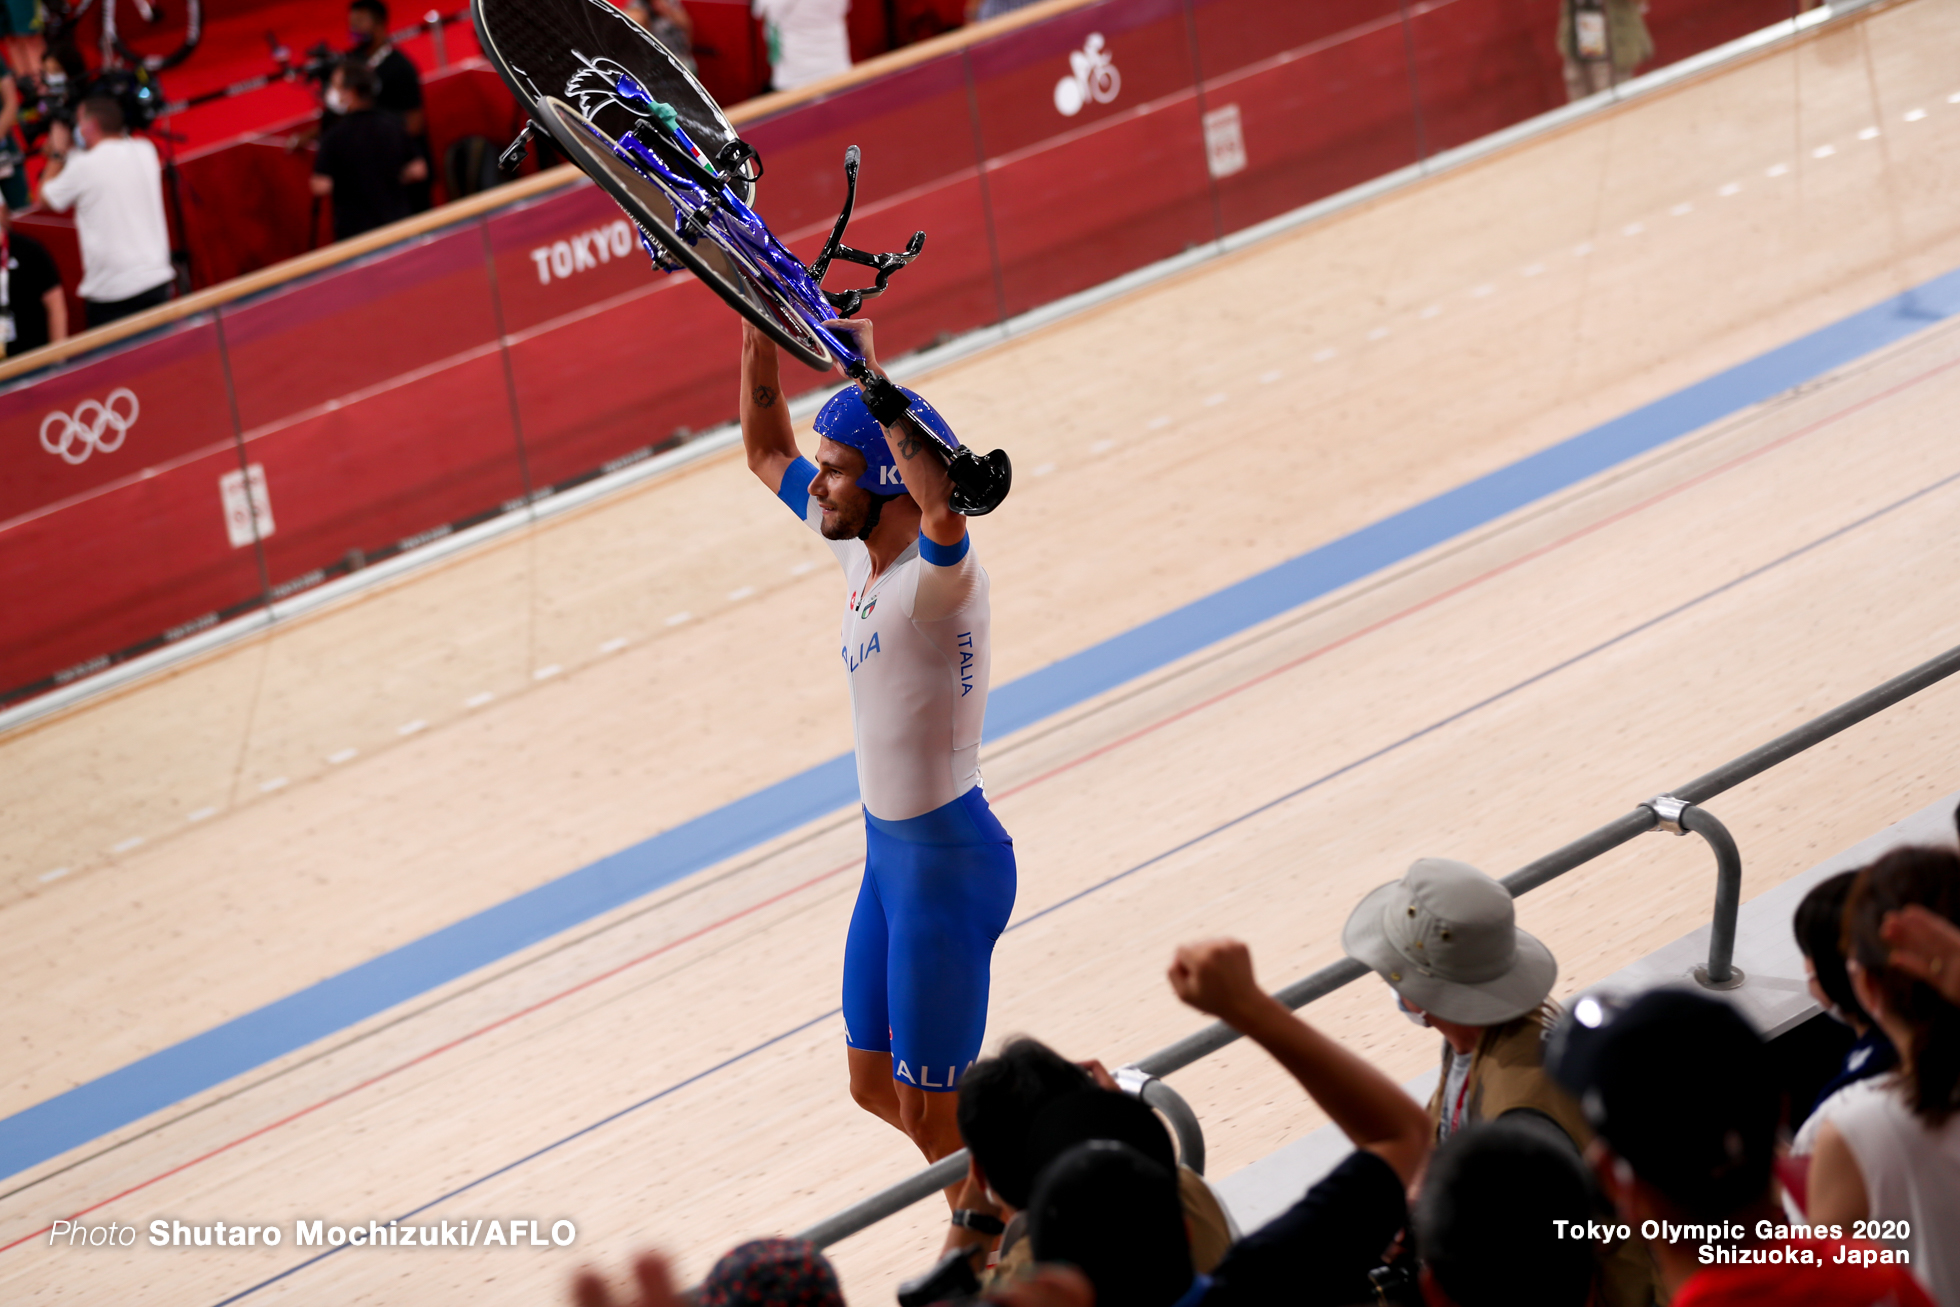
40 388 140 465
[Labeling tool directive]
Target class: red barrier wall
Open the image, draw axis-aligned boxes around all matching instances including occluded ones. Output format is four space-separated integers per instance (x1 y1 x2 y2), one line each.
0 318 263 695
1 0 1806 706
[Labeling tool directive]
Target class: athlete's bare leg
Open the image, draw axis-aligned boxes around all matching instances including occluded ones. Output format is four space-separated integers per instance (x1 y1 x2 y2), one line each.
848 1050 994 1218
846 1047 905 1132
892 1079 964 1163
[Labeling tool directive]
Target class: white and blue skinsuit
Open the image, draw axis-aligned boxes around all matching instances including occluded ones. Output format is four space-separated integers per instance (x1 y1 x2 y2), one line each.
776 452 1016 1093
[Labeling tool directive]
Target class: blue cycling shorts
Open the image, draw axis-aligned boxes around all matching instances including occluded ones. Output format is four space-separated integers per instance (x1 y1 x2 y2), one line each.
842 787 1017 1093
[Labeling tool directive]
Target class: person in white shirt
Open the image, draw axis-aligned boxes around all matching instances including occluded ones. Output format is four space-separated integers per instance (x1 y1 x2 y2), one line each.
752 0 851 92
1808 846 1960 1305
39 95 175 328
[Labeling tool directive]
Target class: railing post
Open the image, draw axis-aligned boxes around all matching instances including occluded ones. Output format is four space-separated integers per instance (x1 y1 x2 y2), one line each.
1642 795 1744 989
426 9 448 67
1115 1065 1206 1175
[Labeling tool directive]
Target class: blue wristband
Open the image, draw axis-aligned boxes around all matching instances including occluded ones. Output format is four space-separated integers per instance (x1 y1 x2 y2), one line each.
918 532 970 566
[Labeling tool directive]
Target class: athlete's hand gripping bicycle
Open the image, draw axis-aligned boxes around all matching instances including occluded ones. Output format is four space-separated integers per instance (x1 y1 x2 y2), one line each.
470 0 1011 514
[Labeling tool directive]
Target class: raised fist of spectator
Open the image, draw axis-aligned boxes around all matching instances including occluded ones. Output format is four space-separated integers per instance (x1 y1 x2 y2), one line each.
1168 938 1270 1027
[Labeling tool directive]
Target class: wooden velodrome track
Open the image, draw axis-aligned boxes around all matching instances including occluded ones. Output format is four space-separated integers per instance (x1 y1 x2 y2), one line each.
8 1 1960 1300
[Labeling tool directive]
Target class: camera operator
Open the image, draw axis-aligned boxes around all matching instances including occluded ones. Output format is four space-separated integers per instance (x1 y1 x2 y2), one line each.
345 0 428 211
310 57 425 241
289 1 429 210
39 95 174 328
16 42 84 154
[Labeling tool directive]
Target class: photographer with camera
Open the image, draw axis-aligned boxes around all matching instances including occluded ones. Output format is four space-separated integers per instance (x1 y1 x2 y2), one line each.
39 94 174 328
15 42 83 158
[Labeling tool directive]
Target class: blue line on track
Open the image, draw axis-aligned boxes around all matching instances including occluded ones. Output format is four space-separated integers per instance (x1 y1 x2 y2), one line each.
209 465 1960 1305
6 262 1960 1184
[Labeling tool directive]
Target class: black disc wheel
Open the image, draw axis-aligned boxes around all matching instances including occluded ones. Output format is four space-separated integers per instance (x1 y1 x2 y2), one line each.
533 97 835 371
472 0 750 206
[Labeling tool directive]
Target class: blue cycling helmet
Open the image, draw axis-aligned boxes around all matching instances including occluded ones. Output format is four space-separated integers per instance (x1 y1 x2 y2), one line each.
814 384 961 495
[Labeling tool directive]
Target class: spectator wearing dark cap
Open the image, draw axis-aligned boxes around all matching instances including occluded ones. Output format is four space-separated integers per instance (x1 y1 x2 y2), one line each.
698 1239 844 1307
1550 986 1936 1307
1791 871 1898 1151
1343 858 1654 1306
1809 846 1960 1303
310 57 426 242
949 1038 1233 1289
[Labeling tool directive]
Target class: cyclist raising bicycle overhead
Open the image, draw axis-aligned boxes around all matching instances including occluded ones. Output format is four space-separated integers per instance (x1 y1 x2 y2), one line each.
739 315 1014 1219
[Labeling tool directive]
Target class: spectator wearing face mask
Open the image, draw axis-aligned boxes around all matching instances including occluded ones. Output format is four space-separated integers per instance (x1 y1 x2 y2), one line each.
311 58 427 241
1342 857 1654 1307
38 95 175 327
344 0 429 210
1790 871 1898 1153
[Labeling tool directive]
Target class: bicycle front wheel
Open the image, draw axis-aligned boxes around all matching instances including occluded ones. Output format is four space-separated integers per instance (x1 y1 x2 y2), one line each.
534 97 838 372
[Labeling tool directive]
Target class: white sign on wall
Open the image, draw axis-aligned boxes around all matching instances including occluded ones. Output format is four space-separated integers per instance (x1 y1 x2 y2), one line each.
1204 104 1247 179
220 464 275 548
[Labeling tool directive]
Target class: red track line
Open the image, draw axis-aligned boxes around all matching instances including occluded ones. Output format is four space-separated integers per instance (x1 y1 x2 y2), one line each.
0 858 860 1255
9 349 1946 1253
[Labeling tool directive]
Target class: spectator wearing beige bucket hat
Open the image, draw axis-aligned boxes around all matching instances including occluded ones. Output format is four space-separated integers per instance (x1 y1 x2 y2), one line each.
1343 858 1658 1307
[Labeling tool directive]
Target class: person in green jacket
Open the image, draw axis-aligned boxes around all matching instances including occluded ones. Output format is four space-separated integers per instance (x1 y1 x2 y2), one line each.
1558 0 1654 101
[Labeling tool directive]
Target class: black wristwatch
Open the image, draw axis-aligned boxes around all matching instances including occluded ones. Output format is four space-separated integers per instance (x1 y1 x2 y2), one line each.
949 1208 1004 1236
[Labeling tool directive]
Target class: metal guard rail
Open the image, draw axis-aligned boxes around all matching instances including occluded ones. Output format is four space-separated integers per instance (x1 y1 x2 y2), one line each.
795 641 1960 1248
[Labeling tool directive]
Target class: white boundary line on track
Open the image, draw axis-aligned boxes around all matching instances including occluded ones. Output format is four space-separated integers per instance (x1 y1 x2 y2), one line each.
0 0 1869 737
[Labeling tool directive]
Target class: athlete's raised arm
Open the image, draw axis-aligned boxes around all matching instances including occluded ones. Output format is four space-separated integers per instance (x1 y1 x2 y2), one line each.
825 317 966 550
740 322 801 495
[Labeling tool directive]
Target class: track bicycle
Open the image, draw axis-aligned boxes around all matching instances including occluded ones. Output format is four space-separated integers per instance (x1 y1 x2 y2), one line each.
471 0 1010 513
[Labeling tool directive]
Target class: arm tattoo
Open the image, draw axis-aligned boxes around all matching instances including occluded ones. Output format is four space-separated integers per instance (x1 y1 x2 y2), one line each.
752 384 776 409
897 429 920 459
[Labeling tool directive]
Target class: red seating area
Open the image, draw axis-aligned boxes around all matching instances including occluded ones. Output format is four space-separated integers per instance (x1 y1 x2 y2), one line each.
13 0 966 308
